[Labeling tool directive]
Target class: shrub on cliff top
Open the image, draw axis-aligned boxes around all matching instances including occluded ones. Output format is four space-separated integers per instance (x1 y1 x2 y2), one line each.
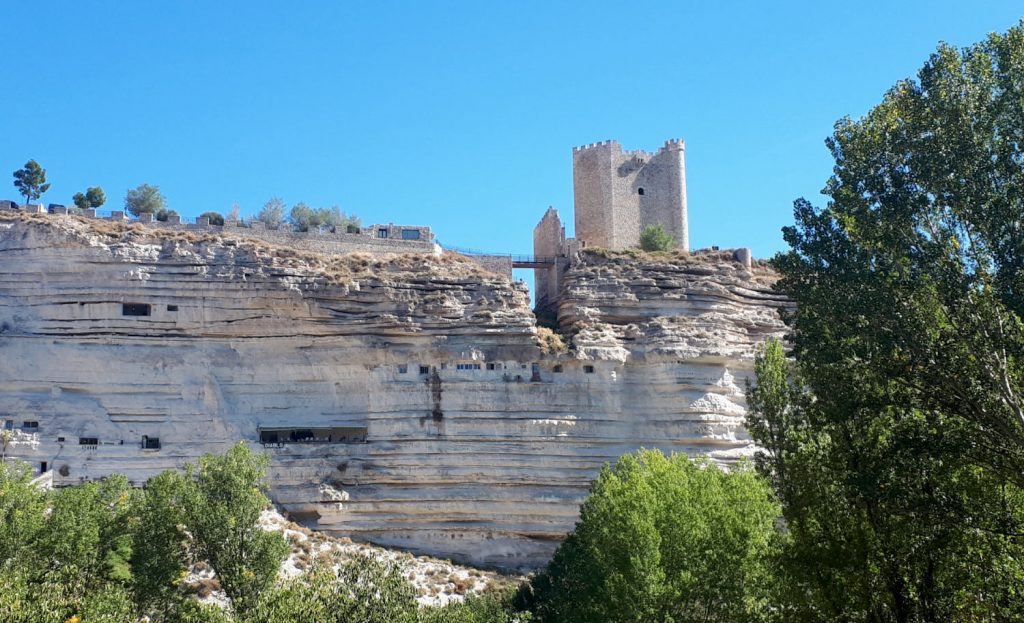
639 224 674 252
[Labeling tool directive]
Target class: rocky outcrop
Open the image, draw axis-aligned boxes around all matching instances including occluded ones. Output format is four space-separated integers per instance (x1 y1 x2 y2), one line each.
0 213 786 571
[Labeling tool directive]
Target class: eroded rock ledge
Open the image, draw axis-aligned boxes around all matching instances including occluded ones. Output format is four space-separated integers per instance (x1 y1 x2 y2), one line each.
0 213 786 571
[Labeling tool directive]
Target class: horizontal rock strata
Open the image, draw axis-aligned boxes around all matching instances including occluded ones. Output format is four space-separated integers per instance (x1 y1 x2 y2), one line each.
0 213 786 570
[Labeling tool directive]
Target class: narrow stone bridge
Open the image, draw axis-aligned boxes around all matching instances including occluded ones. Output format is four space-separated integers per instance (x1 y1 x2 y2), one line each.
447 246 560 269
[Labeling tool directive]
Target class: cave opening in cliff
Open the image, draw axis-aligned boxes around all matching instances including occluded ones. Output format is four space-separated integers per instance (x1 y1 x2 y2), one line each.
259 426 368 445
122 303 151 316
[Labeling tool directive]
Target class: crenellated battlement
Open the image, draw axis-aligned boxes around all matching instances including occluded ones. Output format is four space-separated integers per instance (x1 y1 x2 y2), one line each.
571 139 620 153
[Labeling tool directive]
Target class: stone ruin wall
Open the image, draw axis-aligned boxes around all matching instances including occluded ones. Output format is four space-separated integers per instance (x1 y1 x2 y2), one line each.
0 213 787 571
532 207 567 314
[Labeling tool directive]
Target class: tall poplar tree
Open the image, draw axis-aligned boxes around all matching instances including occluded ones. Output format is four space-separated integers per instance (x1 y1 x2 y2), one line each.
748 21 1024 621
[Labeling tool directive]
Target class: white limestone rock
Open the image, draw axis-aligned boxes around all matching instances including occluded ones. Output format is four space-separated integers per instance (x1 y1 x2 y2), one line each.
0 213 786 571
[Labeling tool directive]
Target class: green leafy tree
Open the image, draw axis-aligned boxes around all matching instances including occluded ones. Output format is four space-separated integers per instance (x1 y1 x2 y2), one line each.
288 202 317 232
0 460 48 565
133 469 191 616
180 442 288 613
35 473 139 584
639 224 673 252
73 186 106 211
200 211 225 226
749 21 1024 621
12 159 50 204
288 203 358 232
255 197 286 228
125 183 168 217
528 450 781 623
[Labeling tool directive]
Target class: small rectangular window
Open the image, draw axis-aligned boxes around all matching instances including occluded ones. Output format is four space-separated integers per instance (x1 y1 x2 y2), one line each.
401 229 421 240
142 436 161 450
167 304 178 312
57 436 65 442
122 303 151 316
486 362 497 370
397 364 408 374
79 437 98 445
419 365 430 375
584 365 595 374
553 365 563 373
377 229 388 238
22 421 38 429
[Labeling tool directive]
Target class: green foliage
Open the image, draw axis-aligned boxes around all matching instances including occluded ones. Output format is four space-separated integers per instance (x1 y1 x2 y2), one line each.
200 211 225 226
133 469 191 615
0 460 47 565
749 20 1024 621
255 197 286 228
35 473 138 584
421 590 531 623
12 159 51 204
288 202 359 232
73 186 106 211
181 442 289 613
125 183 168 217
529 449 781 623
639 223 673 252
245 556 418 623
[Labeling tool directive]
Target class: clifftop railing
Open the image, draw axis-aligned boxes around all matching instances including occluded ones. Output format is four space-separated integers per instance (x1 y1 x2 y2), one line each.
448 246 560 268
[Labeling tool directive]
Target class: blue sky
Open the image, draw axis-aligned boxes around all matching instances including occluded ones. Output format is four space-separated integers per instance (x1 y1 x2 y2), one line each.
3 2 1021 268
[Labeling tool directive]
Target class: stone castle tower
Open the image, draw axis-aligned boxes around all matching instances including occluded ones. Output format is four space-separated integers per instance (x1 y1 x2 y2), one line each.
572 138 688 251
532 137 691 314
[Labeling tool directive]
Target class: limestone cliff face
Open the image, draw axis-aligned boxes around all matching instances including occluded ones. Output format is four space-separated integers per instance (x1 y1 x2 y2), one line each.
0 214 786 571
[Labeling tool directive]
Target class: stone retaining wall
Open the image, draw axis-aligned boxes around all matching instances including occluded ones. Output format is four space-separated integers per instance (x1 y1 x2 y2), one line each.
1 204 440 257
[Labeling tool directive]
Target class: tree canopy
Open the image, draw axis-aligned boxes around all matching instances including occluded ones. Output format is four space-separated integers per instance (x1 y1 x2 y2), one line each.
288 202 359 232
528 450 781 623
12 160 50 204
747 21 1024 621
0 445 530 623
124 183 168 217
255 197 286 228
73 186 106 211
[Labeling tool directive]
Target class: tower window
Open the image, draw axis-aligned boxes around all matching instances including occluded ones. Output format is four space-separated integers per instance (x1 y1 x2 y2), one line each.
637 188 645 196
